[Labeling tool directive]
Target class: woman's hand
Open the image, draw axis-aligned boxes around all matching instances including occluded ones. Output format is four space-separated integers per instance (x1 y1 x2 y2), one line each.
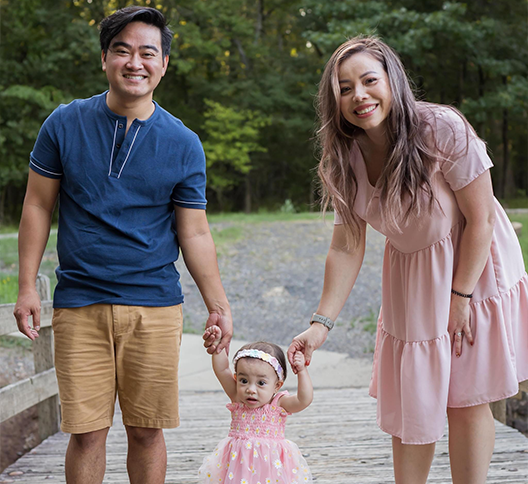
287 323 329 373
448 295 474 357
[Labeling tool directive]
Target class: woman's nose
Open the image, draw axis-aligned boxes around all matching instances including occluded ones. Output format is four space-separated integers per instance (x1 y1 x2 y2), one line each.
352 85 368 102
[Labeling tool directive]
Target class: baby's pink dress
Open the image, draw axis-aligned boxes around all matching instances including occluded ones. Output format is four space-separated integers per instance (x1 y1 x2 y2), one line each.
338 106 528 444
198 391 312 483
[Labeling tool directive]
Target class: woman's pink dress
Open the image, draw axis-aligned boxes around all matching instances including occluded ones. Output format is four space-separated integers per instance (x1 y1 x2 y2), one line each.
198 391 312 483
339 107 528 444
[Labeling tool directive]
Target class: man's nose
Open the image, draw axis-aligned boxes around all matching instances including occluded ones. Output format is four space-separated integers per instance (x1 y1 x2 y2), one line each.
126 53 143 70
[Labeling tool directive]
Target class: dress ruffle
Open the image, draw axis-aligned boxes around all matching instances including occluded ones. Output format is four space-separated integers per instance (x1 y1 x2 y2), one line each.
370 273 528 444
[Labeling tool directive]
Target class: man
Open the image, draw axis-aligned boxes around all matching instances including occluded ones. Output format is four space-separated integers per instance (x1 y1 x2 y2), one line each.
13 7 231 483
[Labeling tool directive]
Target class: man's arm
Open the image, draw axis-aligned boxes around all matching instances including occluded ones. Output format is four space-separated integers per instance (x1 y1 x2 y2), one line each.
174 206 232 354
14 170 60 340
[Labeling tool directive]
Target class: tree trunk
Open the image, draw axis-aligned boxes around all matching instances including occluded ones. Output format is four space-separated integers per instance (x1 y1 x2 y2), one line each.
255 0 264 44
244 175 251 213
501 77 509 199
477 65 486 138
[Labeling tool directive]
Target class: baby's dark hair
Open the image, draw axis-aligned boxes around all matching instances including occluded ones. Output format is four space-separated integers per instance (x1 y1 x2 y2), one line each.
233 341 287 381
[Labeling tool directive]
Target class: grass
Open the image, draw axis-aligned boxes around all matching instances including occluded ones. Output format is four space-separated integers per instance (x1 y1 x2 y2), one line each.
0 335 32 350
501 197 528 209
207 211 322 224
508 212 528 271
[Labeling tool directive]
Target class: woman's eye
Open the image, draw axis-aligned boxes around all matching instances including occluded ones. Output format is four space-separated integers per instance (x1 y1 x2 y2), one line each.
258 381 266 386
365 78 378 84
240 378 247 384
340 86 350 94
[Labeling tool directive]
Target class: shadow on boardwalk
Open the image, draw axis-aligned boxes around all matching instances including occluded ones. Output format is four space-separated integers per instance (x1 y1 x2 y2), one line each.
2 388 527 484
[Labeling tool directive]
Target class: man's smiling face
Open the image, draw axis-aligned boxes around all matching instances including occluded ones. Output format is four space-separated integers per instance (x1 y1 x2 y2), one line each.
102 21 168 104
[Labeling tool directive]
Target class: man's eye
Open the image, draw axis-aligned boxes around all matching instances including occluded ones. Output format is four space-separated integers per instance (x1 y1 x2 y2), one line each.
143 52 155 57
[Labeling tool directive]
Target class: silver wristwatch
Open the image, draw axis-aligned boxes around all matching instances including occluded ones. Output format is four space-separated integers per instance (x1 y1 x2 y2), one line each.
310 313 334 331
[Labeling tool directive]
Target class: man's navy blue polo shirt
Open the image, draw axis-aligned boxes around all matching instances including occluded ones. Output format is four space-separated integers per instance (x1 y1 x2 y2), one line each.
30 92 207 308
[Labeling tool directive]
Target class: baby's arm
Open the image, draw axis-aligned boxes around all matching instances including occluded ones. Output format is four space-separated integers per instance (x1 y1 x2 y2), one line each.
279 351 313 413
204 325 237 401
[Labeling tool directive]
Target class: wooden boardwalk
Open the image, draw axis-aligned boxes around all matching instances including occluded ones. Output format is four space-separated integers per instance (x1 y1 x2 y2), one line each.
1 388 527 483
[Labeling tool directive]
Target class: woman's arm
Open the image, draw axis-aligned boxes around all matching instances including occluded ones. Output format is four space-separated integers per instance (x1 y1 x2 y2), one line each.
450 170 495 357
279 351 313 413
287 220 367 371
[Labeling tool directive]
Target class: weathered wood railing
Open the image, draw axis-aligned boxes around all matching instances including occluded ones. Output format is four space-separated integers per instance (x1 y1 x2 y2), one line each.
0 274 60 442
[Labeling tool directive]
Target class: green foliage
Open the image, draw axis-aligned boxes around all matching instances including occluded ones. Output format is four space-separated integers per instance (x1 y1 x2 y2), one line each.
0 274 19 304
202 100 271 208
0 0 526 216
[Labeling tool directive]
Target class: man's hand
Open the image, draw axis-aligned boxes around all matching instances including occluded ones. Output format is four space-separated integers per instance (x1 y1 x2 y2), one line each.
13 288 41 341
204 312 232 355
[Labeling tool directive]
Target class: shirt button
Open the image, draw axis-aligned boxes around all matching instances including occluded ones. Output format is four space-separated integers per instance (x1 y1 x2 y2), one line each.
116 144 121 148
118 123 123 128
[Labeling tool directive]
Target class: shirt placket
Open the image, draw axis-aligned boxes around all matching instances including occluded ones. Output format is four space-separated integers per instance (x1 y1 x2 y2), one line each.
109 120 141 179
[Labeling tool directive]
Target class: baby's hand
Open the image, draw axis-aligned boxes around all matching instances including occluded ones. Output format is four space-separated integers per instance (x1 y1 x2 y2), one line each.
292 351 307 374
203 324 222 351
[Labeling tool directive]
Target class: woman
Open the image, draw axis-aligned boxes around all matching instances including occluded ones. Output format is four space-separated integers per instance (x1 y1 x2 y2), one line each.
288 36 528 484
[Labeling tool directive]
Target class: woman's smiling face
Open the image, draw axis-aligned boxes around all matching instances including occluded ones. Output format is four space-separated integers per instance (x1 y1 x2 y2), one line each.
338 52 392 136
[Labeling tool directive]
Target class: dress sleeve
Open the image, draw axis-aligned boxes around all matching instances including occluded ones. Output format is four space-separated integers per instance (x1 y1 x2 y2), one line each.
437 109 493 191
29 107 63 179
171 133 208 210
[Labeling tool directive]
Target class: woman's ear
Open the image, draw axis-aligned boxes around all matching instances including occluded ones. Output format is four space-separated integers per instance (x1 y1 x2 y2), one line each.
233 373 237 381
275 380 284 392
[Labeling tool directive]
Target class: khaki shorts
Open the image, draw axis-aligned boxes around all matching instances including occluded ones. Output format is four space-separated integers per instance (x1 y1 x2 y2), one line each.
52 304 183 434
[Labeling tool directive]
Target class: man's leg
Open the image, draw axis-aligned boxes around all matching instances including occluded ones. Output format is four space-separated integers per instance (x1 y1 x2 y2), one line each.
447 403 495 484
126 426 167 484
65 428 110 484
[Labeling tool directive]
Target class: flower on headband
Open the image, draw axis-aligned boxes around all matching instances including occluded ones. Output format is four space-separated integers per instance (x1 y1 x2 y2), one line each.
233 348 284 381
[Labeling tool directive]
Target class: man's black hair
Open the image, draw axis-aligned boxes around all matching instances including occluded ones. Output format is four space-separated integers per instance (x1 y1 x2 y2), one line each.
99 6 173 58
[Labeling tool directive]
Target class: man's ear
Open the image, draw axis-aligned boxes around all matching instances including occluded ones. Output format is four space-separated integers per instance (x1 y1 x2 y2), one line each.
101 51 107 71
161 55 169 76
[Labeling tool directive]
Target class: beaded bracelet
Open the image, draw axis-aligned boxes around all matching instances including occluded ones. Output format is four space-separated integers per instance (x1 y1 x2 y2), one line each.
451 288 473 299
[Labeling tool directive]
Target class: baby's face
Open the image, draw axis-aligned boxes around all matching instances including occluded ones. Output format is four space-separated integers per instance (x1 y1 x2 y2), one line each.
235 358 282 408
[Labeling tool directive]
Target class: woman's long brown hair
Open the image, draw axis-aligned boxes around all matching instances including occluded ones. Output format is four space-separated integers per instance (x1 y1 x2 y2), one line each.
316 36 472 247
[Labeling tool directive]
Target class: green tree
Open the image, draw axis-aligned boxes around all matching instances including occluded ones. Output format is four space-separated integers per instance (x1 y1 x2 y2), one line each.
202 100 271 211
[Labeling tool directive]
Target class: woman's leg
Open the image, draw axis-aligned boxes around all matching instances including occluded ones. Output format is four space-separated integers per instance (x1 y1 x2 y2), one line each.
447 403 495 484
392 437 435 484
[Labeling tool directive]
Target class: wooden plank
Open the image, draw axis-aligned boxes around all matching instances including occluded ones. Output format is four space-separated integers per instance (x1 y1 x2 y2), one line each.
0 368 58 423
33 275 60 441
1 388 526 483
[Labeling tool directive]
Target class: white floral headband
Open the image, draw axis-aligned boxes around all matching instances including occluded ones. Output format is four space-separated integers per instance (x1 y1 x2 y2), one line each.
233 349 285 381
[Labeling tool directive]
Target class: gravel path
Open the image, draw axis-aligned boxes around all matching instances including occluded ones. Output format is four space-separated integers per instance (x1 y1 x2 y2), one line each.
176 218 385 358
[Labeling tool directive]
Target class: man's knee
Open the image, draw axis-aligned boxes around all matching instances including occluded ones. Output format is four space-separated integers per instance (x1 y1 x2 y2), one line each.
70 428 109 453
126 426 164 447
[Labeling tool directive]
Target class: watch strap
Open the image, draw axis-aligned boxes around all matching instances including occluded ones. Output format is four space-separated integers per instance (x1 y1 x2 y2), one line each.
310 313 334 331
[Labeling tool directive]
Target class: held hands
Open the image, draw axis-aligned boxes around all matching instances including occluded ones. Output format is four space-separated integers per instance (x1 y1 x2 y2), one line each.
13 288 41 341
291 350 307 374
448 295 474 357
203 320 229 355
287 322 328 374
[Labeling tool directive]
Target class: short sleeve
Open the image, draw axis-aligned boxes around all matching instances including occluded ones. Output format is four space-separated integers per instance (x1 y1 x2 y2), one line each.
171 134 208 210
29 107 63 179
437 109 493 191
